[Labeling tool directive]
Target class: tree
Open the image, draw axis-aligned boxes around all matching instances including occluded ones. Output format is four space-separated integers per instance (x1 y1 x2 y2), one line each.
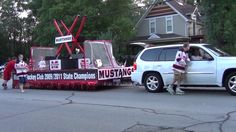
203 0 236 53
0 0 33 61
0 24 9 64
98 0 136 56
29 0 138 57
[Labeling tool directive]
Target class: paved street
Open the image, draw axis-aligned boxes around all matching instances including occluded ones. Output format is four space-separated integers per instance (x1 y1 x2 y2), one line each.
0 81 236 132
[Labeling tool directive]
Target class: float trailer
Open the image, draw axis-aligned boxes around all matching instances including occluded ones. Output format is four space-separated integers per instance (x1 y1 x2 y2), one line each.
13 16 133 90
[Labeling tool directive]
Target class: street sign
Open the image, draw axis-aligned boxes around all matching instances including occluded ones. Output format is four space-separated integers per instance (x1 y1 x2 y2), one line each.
55 35 72 44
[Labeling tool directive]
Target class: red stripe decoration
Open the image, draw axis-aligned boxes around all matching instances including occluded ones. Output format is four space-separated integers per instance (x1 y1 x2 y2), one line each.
173 64 185 71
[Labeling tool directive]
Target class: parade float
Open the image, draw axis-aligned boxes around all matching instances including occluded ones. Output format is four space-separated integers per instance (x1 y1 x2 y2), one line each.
13 16 133 90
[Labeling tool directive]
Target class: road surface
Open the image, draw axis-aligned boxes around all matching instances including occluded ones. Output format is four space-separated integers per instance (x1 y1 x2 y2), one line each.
0 81 235 132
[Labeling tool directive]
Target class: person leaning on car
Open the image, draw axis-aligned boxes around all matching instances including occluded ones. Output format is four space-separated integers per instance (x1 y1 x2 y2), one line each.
166 42 190 95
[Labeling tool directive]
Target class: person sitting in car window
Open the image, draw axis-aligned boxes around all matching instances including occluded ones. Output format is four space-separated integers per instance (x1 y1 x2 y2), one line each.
191 48 203 61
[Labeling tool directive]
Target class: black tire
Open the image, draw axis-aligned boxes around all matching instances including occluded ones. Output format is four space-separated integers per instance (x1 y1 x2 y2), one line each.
144 73 163 93
224 72 236 96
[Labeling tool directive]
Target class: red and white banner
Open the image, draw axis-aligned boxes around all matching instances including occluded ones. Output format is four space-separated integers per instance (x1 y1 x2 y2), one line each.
26 69 97 81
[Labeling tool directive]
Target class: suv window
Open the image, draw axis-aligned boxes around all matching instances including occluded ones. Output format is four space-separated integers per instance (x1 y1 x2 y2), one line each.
159 47 179 61
189 46 214 61
140 48 161 61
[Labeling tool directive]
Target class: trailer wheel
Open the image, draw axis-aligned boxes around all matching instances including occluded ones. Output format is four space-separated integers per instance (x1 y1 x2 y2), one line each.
224 72 236 96
144 73 163 93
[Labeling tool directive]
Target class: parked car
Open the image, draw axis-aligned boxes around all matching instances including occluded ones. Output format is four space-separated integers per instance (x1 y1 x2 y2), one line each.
131 43 236 95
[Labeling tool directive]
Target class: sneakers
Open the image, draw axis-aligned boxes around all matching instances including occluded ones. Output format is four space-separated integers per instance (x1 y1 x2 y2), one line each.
2 83 7 90
166 85 175 95
176 88 185 95
167 85 185 95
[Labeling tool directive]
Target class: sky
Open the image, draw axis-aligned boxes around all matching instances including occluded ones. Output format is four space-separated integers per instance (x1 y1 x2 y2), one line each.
19 11 29 18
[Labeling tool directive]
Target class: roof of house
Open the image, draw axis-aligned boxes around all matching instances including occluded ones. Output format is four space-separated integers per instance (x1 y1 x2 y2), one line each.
167 0 195 20
135 0 196 28
146 4 176 18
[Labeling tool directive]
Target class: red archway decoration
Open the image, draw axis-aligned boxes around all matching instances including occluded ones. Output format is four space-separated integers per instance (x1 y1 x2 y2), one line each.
53 16 87 57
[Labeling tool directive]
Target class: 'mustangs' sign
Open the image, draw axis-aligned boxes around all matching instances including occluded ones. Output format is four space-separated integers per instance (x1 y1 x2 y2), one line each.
98 67 134 80
55 35 73 44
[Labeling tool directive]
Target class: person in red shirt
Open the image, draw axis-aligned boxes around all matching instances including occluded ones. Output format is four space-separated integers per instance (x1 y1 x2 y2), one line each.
2 57 16 90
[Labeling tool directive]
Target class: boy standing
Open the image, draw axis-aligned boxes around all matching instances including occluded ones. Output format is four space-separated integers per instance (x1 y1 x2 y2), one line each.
15 54 28 93
167 43 190 95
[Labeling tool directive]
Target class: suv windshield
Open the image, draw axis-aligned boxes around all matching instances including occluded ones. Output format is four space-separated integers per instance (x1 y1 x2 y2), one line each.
203 45 230 57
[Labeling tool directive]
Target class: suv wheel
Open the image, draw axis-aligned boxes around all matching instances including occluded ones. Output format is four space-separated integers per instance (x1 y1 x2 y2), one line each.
224 72 236 96
144 73 163 93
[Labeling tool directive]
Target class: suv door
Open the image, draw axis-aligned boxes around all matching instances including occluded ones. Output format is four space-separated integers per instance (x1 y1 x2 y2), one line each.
186 46 217 85
154 47 180 85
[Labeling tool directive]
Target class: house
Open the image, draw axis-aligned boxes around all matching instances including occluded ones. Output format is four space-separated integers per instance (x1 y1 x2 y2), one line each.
132 0 204 44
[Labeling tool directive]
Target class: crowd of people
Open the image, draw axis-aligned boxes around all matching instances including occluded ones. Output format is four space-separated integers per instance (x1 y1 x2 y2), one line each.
2 54 29 92
1 52 50 93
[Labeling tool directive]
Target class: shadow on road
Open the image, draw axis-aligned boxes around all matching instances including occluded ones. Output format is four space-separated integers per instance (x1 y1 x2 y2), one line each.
182 88 229 95
132 85 232 96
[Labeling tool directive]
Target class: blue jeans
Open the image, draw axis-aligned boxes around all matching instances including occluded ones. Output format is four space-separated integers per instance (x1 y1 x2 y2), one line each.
19 77 27 84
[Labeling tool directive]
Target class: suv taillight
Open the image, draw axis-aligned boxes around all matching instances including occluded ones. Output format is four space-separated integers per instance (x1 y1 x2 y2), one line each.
133 62 137 70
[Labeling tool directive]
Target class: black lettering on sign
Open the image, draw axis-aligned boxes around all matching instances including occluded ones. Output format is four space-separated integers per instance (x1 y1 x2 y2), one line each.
114 69 118 77
97 67 134 80
122 68 127 76
127 68 132 75
99 70 105 79
110 69 114 77
105 70 109 78
118 69 123 77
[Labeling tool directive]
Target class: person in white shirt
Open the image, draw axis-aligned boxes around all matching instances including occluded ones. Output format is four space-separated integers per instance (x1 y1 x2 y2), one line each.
15 54 28 93
38 57 46 70
167 43 190 95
